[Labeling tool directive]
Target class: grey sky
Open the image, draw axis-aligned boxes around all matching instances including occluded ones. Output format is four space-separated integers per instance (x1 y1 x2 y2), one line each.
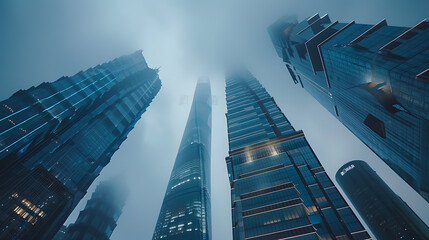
1 1 428 239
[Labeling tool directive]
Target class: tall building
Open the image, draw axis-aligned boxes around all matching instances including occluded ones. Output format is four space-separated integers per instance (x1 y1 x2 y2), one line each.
53 226 68 240
152 79 212 240
0 51 161 239
225 69 370 240
336 160 429 239
65 178 128 240
268 14 429 202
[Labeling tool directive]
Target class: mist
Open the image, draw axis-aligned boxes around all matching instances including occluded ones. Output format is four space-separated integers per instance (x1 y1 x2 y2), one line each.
1 1 428 239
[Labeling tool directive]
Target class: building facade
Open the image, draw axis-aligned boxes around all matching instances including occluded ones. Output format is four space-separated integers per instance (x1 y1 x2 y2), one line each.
65 178 128 240
268 14 429 202
225 69 370 240
152 79 212 240
53 225 68 240
336 160 429 239
0 51 161 239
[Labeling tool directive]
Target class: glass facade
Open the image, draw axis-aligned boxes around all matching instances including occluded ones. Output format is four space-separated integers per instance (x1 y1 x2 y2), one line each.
336 160 429 239
152 79 212 240
65 178 128 240
225 69 370 240
0 51 161 239
53 225 68 240
268 14 429 203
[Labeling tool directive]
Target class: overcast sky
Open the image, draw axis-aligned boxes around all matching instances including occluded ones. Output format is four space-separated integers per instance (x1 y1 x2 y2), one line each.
1 1 429 239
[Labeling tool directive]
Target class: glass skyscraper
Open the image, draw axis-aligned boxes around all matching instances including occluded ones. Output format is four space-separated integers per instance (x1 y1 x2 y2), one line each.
65 178 128 240
53 226 68 240
152 79 212 240
0 51 161 239
225 69 370 240
336 160 429 239
268 14 429 202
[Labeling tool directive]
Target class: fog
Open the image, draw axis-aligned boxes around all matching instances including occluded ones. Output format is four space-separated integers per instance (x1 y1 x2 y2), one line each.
1 1 429 239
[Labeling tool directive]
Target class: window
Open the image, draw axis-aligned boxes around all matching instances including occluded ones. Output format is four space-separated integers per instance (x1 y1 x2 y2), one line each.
364 114 386 138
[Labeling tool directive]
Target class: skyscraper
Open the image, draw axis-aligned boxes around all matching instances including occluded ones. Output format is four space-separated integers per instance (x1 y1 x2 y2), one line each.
225 69 370 240
152 79 212 240
0 51 161 239
268 14 429 202
53 226 68 240
65 178 128 240
336 160 429 239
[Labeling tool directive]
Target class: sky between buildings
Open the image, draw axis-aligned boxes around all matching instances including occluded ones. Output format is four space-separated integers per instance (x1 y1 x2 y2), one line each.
1 1 429 239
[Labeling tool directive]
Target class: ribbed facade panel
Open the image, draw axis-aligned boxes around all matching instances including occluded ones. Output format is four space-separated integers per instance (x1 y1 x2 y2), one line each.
0 51 161 239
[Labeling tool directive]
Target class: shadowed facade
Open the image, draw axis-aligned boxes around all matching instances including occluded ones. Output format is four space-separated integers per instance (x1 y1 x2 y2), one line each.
337 160 429 239
65 178 128 240
0 51 161 239
269 13 429 203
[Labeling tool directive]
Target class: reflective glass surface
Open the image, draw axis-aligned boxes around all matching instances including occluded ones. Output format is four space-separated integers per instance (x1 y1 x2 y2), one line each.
153 79 212 240
0 51 161 239
225 70 369 240
269 14 429 202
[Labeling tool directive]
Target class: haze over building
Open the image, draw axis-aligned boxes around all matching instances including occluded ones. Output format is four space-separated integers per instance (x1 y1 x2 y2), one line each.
268 14 429 203
152 79 212 240
65 178 128 240
224 69 370 240
336 160 429 239
0 51 161 239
